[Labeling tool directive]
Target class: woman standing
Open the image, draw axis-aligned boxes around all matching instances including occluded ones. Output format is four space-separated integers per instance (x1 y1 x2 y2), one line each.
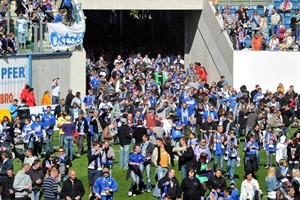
180 168 204 200
265 167 280 200
62 115 75 160
41 91 51 105
291 169 300 199
240 171 261 200
196 153 211 194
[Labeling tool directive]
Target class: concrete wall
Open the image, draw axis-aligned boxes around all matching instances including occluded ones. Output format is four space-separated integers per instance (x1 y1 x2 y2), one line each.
31 50 86 106
233 51 300 92
32 54 71 105
184 1 234 84
79 0 203 10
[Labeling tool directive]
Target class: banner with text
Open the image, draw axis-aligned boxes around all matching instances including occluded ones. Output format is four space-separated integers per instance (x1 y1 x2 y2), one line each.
0 57 29 109
47 0 85 51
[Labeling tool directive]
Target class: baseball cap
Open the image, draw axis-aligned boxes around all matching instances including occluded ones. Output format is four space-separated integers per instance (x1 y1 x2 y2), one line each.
230 180 236 185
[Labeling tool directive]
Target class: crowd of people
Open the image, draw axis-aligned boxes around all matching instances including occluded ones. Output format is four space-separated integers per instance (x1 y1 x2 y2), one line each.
1 51 300 200
218 1 300 51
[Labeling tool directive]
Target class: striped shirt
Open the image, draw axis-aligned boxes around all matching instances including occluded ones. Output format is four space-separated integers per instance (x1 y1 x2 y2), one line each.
42 177 59 199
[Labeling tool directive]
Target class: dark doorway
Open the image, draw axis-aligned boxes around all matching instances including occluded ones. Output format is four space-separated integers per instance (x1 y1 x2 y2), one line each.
83 10 184 55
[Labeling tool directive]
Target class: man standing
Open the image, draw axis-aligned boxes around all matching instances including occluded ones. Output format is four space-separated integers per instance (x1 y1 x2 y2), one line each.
158 168 181 200
42 167 60 200
27 160 44 200
61 170 85 200
51 78 60 105
87 142 102 197
0 152 13 182
93 168 119 200
118 117 131 169
54 99 70 118
42 106 56 154
9 99 18 119
13 163 32 199
140 134 155 192
74 112 88 157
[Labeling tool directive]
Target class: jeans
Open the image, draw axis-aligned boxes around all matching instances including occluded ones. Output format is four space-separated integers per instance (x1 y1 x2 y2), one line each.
59 134 64 147
289 161 299 169
64 136 74 160
214 154 224 170
76 135 84 155
93 132 103 142
87 134 94 150
45 134 54 154
295 24 300 37
281 127 289 139
52 96 59 105
266 151 274 166
119 145 130 168
256 150 260 166
226 158 236 179
129 170 142 192
181 164 187 180
271 25 276 35
141 163 152 189
153 166 168 197
245 125 252 136
31 191 40 200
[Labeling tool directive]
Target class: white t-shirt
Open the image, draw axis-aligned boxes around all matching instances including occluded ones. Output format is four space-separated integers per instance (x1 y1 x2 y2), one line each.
51 81 60 97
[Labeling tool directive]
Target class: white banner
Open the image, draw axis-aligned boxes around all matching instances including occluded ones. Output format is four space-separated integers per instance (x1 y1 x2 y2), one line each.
29 104 58 130
0 57 29 109
47 0 86 50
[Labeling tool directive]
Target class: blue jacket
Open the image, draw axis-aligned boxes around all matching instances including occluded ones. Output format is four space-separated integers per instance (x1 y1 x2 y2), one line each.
9 104 18 118
42 113 56 135
266 176 280 192
231 188 240 200
93 176 118 200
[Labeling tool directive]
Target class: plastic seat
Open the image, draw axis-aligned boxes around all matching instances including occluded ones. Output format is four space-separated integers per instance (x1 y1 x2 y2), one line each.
248 8 254 17
285 24 291 29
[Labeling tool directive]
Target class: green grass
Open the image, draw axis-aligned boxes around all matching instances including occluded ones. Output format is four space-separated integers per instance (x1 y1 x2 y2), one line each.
12 129 296 199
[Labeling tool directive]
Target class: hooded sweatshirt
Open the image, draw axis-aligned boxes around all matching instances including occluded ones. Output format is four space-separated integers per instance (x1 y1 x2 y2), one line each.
276 135 287 163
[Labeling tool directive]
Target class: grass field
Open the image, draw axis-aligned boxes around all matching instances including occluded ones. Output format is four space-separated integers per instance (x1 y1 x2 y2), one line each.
12 129 296 200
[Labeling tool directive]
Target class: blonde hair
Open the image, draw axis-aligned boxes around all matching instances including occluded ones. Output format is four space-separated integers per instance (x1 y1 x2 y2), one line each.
292 169 300 179
279 159 287 166
267 166 276 177
65 115 71 121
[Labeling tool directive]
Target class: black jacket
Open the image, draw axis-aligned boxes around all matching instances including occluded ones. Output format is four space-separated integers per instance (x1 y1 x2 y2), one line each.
180 176 203 200
132 126 147 145
207 175 226 193
54 104 70 118
2 175 15 199
61 178 85 200
118 124 131 146
158 175 181 200
74 117 89 133
177 146 195 172
65 93 75 108
27 167 44 191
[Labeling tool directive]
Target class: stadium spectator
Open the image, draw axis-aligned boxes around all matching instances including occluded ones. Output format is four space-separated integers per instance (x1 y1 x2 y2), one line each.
158 168 181 200
93 167 118 200
41 90 51 105
62 115 75 160
27 159 44 200
13 163 32 199
51 78 60 105
61 170 85 200
252 33 263 50
42 166 60 199
279 0 293 14
240 171 261 200
180 168 203 199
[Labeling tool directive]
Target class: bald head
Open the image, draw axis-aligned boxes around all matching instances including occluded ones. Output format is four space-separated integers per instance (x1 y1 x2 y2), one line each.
69 170 76 180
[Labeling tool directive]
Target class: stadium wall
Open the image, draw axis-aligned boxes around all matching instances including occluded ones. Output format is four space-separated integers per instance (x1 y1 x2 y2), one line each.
0 51 86 109
233 51 300 92
184 0 234 85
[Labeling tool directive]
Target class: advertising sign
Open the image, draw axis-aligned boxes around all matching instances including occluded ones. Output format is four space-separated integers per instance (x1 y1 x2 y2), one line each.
0 57 29 109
